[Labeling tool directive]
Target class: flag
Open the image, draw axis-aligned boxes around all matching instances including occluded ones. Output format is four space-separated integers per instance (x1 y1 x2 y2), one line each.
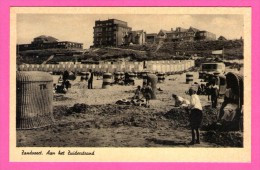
212 50 223 55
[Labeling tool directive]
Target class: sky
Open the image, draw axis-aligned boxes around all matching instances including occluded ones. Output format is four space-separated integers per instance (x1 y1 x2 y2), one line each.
17 14 244 48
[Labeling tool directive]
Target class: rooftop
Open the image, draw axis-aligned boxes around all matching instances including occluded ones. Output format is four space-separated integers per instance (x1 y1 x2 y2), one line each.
95 18 127 24
33 35 58 43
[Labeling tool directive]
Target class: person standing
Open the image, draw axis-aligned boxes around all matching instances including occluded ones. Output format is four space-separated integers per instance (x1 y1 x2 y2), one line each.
188 88 203 145
88 69 94 89
62 70 69 83
211 82 219 108
124 72 130 85
205 82 211 101
142 82 152 107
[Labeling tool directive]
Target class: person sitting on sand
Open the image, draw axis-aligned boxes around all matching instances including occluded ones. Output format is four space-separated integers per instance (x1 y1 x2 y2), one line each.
218 88 239 121
172 94 190 107
53 83 57 93
58 76 63 83
132 85 143 100
188 88 203 145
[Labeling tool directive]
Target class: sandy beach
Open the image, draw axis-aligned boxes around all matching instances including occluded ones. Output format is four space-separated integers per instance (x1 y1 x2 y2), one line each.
17 71 243 147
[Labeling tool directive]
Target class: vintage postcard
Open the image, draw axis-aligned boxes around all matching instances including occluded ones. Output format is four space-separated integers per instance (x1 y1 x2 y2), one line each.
9 7 251 162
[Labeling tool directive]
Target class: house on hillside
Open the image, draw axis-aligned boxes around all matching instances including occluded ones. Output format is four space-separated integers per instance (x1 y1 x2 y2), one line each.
124 30 146 45
165 27 200 42
184 27 200 41
157 26 216 42
146 33 157 44
156 29 171 43
168 27 189 42
195 31 216 41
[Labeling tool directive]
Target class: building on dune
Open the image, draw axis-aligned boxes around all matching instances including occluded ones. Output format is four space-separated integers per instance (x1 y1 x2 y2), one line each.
195 31 217 41
145 33 157 44
144 26 217 44
17 35 83 52
163 26 216 42
91 18 218 47
123 30 146 45
93 19 132 47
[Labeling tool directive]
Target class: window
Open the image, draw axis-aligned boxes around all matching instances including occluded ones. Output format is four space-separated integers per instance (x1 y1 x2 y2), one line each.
202 64 217 70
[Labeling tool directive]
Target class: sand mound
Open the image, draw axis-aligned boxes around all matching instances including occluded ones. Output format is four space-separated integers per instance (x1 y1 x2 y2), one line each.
203 131 243 147
53 103 89 119
164 108 189 127
53 104 161 129
201 105 218 129
53 105 72 119
164 106 218 128
71 103 89 113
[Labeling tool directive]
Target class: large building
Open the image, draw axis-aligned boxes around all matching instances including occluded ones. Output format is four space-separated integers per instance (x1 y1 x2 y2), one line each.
93 19 132 47
17 35 83 51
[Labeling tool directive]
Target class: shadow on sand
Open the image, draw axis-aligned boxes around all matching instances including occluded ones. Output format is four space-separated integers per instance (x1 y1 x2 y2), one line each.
146 138 188 146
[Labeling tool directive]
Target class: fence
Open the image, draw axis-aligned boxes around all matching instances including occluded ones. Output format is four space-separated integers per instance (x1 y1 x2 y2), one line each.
18 60 195 74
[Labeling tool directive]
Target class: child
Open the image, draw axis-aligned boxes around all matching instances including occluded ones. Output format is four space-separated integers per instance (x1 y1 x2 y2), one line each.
210 82 219 108
142 82 152 107
188 88 203 145
132 85 142 100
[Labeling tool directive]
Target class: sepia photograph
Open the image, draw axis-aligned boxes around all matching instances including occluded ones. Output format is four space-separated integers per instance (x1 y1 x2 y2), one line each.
9 7 251 162
15 11 245 147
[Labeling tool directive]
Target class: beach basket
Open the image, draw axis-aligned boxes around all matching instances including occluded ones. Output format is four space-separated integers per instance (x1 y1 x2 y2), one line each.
157 72 165 83
147 73 158 99
102 72 112 89
186 73 194 84
16 71 54 129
